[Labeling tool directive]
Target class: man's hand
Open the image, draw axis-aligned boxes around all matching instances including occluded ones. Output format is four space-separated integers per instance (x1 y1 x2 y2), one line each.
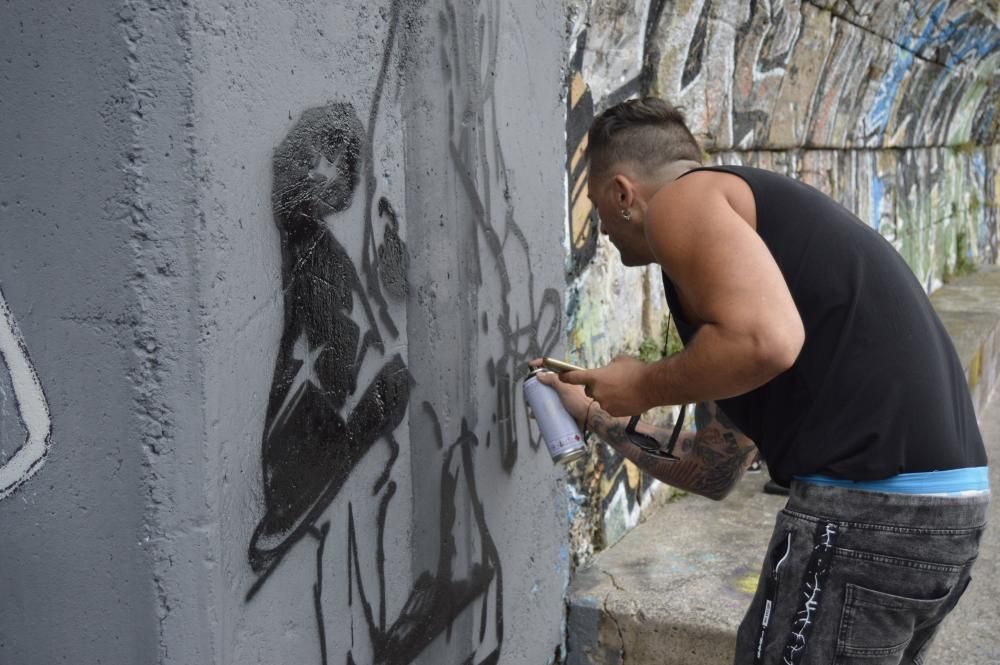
559 355 652 417
528 359 595 428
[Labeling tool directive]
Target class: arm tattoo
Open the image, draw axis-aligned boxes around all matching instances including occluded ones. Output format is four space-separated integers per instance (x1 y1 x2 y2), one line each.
589 401 756 501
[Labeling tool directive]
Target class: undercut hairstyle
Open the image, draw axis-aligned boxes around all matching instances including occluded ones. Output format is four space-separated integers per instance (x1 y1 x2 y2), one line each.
587 97 703 181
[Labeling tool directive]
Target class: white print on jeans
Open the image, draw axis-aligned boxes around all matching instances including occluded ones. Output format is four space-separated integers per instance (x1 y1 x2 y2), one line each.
0 286 51 500
783 523 837 665
758 532 794 660
820 523 837 548
784 573 821 664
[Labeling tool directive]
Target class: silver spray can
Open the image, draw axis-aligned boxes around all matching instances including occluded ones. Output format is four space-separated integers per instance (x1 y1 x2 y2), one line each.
523 368 586 464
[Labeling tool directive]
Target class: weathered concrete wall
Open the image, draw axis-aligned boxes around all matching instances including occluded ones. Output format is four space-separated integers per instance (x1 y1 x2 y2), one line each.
562 0 1000 565
2 1 570 664
0 2 160 663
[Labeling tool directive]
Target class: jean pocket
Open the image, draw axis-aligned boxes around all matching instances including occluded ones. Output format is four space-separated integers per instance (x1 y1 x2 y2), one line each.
836 582 953 662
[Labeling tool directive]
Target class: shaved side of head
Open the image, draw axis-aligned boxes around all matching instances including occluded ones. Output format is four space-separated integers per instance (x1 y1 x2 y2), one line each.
587 97 703 183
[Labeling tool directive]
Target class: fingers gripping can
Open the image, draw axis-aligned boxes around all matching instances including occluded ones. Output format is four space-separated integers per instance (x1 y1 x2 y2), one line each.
523 369 586 464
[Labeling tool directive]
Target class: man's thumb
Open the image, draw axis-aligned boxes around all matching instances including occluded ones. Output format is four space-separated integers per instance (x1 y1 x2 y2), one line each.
535 370 558 386
560 369 588 385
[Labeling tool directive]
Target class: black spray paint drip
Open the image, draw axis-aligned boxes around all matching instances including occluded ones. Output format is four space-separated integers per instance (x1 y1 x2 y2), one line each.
377 197 409 300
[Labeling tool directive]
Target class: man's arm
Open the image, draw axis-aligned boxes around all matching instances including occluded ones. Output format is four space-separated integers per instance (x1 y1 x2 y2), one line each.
587 401 757 501
560 172 805 416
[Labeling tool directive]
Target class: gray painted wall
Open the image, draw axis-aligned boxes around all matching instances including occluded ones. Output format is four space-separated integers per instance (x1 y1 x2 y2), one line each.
0 1 159 663
1 1 570 663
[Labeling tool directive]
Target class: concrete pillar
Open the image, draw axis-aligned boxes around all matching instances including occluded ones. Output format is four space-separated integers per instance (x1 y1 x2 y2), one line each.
0 1 571 663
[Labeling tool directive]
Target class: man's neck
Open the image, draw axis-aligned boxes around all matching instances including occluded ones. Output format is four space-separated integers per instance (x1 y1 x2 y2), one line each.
660 160 704 183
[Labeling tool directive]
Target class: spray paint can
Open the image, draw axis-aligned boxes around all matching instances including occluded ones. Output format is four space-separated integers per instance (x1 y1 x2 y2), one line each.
523 368 586 464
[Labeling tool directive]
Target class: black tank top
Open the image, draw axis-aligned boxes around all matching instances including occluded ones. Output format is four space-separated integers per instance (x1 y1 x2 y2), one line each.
663 165 986 485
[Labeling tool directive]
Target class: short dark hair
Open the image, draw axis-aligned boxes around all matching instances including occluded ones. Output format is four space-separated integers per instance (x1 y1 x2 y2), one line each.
587 97 702 179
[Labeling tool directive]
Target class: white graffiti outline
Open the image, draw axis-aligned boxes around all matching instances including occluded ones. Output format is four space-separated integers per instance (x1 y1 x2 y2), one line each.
0 285 51 500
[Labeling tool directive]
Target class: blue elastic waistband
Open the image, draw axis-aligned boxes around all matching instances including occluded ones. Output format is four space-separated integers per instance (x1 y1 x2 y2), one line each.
794 467 989 495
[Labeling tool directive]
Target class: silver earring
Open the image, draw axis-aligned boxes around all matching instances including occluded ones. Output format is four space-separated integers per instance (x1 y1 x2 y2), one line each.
620 208 632 222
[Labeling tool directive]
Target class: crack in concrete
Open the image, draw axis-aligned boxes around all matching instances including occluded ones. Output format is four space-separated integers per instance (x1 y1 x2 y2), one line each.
601 569 627 663
602 589 627 665
803 0 996 80
602 567 626 593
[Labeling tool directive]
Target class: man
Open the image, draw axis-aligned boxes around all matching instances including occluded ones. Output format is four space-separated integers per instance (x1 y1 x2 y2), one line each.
536 97 989 664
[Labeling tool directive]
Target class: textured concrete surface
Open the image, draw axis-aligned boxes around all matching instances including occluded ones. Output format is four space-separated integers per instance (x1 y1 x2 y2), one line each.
2 1 570 664
0 3 160 663
1 2 997 663
566 267 1000 665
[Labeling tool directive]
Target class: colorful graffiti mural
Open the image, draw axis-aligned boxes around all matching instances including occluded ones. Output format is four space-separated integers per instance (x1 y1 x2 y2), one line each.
563 0 999 564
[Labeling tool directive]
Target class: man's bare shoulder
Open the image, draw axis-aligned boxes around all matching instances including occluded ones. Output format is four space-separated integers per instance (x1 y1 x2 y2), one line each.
642 164 803 355
650 168 757 231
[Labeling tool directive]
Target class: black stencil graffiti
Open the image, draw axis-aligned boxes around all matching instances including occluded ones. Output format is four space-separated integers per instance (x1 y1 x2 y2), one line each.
246 1 560 663
247 101 410 582
377 198 408 300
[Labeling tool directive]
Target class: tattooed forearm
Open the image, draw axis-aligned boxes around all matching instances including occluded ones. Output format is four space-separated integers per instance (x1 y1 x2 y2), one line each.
588 401 756 501
684 429 756 499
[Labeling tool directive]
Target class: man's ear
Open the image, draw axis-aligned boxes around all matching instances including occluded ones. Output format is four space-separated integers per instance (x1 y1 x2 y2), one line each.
612 173 635 210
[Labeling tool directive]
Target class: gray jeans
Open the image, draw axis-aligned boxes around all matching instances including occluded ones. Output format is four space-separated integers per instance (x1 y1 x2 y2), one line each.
734 481 988 665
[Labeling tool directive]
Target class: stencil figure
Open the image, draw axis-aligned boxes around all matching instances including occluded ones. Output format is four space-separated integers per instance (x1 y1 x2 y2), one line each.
247 2 562 662
247 102 410 579
247 99 504 665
